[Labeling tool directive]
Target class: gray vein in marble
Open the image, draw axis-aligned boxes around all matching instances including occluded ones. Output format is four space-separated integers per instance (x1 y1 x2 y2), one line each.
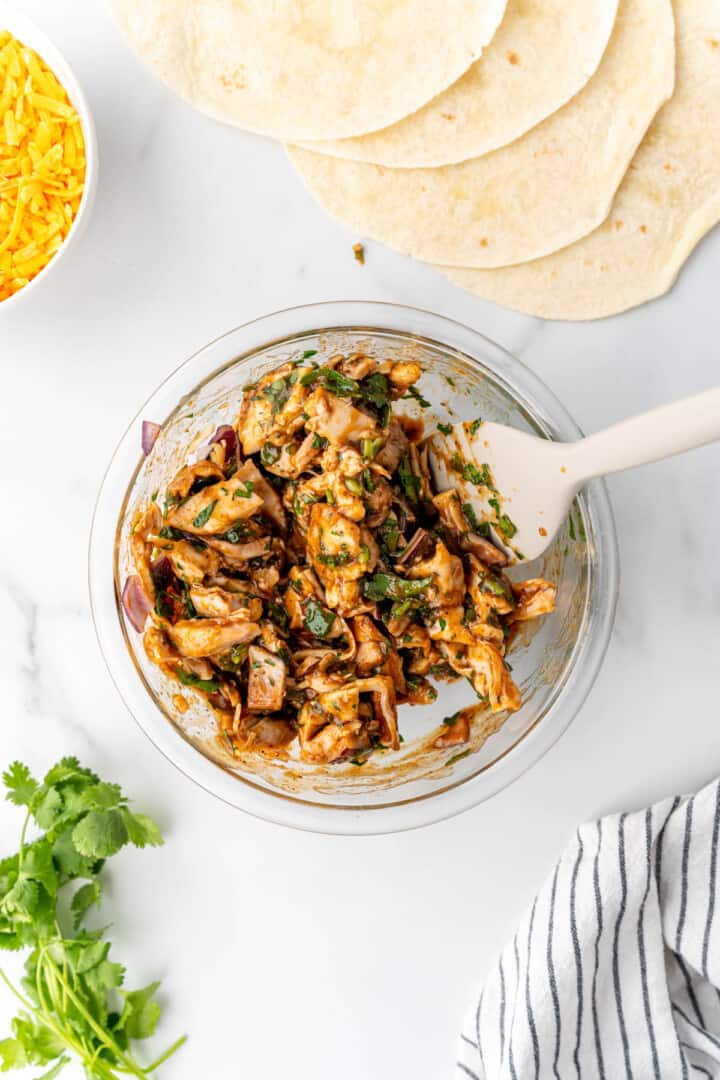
504 316 547 360
1 577 98 751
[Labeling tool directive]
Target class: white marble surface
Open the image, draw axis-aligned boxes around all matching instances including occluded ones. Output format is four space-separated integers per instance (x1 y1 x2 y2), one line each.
1 2 720 1077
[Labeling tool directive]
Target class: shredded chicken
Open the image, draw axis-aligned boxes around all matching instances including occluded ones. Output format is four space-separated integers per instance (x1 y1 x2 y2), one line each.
304 387 379 445
127 352 556 764
167 461 224 501
247 645 287 712
188 585 262 621
511 579 558 622
167 618 261 658
167 468 264 535
160 539 222 585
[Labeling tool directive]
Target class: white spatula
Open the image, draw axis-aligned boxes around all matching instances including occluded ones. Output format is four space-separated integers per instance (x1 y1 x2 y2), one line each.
426 387 720 563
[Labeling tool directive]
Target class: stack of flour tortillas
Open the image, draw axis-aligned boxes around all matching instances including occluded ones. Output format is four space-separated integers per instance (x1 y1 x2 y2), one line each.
114 0 720 320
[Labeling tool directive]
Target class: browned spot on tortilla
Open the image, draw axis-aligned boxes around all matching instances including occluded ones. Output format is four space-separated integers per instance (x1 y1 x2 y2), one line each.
539 527 548 537
507 51 520 65
614 220 624 230
479 237 489 248
441 112 456 121
220 66 246 90
560 466 567 474
663 162 675 172
709 37 719 47
640 224 648 234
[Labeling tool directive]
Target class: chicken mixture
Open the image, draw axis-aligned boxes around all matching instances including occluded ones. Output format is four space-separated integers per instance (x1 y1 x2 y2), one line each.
124 352 556 765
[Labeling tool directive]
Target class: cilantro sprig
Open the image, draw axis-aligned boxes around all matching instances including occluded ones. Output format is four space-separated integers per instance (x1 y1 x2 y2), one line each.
362 572 432 602
0 758 186 1078
302 598 336 639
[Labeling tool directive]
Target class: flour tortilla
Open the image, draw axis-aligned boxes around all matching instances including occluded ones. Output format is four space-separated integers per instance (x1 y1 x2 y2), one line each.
298 0 620 168
443 0 720 320
288 0 675 270
112 0 508 142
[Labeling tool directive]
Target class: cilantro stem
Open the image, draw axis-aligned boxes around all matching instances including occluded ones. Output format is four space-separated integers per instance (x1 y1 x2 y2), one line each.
87 1044 119 1079
17 806 30 870
56 920 70 1014
38 950 62 1021
40 949 151 1079
48 949 185 1078
0 758 185 1078
0 963 35 1011
0 962 90 1067
145 1035 189 1071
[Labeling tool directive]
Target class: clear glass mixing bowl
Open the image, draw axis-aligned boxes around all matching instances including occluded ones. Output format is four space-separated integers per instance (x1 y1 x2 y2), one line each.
89 302 619 834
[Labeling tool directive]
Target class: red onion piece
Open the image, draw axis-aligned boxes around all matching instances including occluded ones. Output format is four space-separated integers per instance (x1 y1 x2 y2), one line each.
141 420 161 456
460 532 508 567
150 556 174 590
208 424 237 465
122 575 151 633
395 528 432 566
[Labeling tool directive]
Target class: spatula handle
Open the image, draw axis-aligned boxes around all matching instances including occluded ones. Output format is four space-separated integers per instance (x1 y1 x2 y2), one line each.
566 387 720 484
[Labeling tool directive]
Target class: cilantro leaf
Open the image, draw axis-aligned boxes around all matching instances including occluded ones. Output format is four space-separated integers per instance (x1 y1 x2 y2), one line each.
361 436 383 461
70 881 102 929
359 372 390 409
1 879 40 920
0 1035 28 1070
71 809 129 859
31 787 64 830
495 514 517 539
302 598 336 639
192 500 217 528
260 443 281 466
118 982 162 1040
42 757 98 788
263 376 292 415
446 748 472 767
402 385 430 408
461 502 482 532
20 842 58 898
176 668 220 693
464 462 492 486
119 810 163 850
397 453 421 503
2 762 38 807
488 497 517 538
362 573 432 602
299 366 359 397
0 1015 66 1069
51 829 102 881
0 756 186 1077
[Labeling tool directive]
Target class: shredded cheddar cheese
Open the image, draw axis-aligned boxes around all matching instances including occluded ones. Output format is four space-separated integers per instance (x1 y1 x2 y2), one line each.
0 30 86 302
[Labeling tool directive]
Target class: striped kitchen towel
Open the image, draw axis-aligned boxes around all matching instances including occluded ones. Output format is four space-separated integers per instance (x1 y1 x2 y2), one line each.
456 778 720 1079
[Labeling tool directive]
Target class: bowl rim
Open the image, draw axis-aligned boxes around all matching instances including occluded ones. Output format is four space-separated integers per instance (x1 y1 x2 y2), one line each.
89 300 620 835
0 0 98 313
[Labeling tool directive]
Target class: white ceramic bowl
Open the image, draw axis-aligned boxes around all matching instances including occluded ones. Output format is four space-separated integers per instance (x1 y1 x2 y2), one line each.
0 2 98 312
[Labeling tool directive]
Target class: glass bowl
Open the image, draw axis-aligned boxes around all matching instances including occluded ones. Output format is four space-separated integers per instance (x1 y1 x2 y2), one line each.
89 302 619 834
